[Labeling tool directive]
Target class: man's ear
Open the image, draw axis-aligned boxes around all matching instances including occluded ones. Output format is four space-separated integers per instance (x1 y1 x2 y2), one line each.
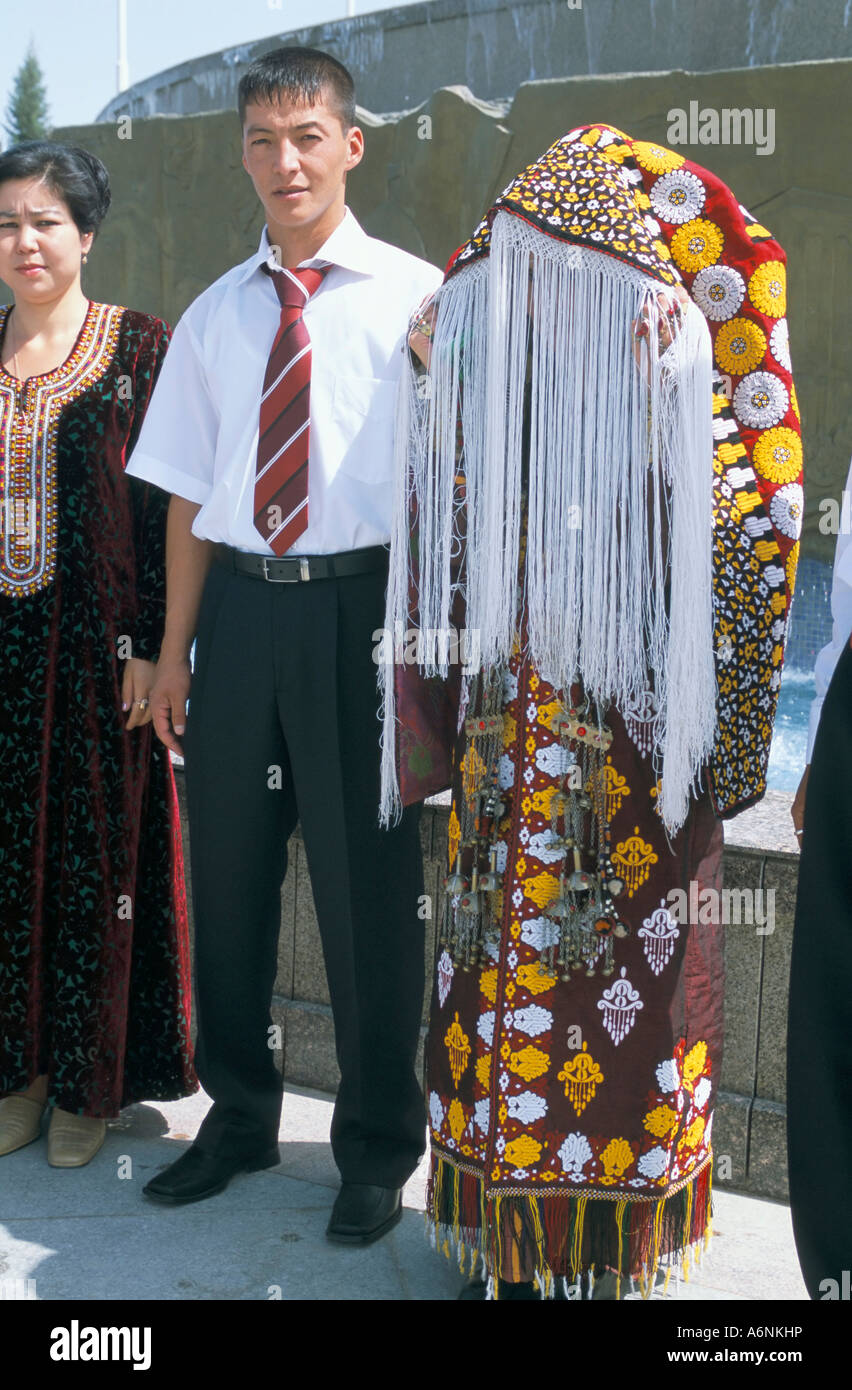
345 126 365 174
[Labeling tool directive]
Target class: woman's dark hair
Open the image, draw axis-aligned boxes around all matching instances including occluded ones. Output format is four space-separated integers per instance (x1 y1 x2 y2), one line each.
237 46 356 131
0 141 111 237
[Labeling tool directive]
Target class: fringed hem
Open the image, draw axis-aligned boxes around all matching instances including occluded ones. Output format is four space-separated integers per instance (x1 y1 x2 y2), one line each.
426 1150 713 1300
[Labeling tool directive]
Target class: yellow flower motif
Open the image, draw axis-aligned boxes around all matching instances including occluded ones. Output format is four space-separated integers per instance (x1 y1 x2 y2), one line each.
786 540 800 593
752 427 802 484
670 218 724 273
677 1116 706 1153
557 1043 604 1115
682 1040 709 1089
480 968 498 1004
531 786 559 819
717 440 747 466
461 745 486 804
448 1098 467 1142
524 869 560 908
748 260 786 316
448 805 461 869
516 961 557 996
631 141 685 175
714 317 767 375
541 1170 558 1182
504 1135 543 1168
745 222 772 239
502 713 517 747
611 827 658 896
653 238 673 262
602 757 630 819
644 1104 679 1139
537 698 562 729
445 1012 471 1087
528 672 540 691
475 1055 491 1091
599 1137 636 1184
508 1045 550 1081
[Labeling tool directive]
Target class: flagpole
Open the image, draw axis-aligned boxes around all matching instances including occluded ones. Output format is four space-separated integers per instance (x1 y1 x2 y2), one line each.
117 0 129 94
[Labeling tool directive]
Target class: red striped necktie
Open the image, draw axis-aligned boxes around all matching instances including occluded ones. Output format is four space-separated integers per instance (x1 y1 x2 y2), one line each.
254 262 329 554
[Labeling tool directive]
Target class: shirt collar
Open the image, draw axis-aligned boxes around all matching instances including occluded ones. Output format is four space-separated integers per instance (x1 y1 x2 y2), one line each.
237 207 379 284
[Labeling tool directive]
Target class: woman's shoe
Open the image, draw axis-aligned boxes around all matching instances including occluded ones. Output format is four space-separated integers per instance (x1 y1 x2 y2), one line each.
0 1095 47 1155
47 1109 106 1167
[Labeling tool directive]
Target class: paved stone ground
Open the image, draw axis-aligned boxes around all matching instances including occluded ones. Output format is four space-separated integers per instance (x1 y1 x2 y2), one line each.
0 1085 807 1302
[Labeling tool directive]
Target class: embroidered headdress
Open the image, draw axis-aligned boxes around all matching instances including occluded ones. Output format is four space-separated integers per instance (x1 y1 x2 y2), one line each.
380 125 800 834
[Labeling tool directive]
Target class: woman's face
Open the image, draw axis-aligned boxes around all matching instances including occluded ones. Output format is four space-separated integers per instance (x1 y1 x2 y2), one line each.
0 177 92 303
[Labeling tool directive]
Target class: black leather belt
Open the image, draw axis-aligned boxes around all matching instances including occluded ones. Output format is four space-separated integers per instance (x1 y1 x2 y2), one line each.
214 543 389 583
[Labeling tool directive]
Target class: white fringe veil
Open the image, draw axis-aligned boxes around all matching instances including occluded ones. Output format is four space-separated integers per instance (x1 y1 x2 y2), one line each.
380 211 717 836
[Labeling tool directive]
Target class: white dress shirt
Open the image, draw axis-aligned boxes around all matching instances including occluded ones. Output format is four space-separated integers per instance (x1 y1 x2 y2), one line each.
806 455 852 760
126 208 442 554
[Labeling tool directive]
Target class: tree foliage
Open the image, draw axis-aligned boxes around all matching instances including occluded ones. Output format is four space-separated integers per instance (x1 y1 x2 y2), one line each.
4 44 51 147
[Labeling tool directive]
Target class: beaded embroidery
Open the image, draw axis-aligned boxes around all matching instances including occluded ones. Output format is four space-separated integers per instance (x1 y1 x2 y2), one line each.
0 301 124 597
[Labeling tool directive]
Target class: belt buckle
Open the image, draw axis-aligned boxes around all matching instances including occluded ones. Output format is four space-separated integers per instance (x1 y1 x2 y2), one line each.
262 556 311 583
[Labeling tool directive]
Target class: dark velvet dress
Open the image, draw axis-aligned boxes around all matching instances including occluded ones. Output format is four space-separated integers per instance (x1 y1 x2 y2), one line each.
0 300 196 1117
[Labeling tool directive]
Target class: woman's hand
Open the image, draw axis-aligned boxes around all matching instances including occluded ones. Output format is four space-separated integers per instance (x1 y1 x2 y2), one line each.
632 284 690 367
409 295 437 370
121 657 157 730
791 765 809 844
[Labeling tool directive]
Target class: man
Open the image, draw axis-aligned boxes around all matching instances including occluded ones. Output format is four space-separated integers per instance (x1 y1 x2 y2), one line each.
126 47 442 1244
788 454 852 1300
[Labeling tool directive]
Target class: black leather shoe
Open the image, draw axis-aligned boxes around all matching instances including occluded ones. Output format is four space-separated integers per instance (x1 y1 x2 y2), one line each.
326 1183 403 1245
142 1142 280 1205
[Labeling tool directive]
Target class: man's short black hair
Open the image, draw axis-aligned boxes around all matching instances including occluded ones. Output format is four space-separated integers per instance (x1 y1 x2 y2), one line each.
237 46 356 131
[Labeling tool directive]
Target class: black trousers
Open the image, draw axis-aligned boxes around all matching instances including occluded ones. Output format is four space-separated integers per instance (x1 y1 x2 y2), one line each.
787 639 852 1299
183 557 426 1187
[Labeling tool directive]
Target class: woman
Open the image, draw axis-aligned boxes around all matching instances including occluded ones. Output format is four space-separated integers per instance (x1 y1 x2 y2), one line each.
0 141 196 1167
380 124 802 1297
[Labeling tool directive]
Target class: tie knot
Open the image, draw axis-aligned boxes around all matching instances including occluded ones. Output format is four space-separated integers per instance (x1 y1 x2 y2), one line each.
264 262 328 309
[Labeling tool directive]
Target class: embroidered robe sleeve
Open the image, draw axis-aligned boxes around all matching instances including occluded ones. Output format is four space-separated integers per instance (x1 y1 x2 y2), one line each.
123 316 172 664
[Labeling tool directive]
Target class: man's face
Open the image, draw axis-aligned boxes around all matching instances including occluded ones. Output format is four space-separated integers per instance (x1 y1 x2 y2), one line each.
241 93 363 242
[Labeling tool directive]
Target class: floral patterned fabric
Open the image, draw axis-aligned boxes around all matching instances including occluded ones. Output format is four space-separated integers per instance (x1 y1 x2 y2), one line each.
0 303 196 1117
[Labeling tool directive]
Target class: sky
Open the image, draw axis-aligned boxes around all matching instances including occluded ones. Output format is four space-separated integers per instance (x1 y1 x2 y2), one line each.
0 0 424 135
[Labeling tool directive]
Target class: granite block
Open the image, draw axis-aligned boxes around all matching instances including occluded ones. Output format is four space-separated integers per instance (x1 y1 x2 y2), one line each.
274 834 297 1001
747 1099 790 1203
292 841 330 1008
755 855 798 1106
719 846 765 1098
712 1091 750 1191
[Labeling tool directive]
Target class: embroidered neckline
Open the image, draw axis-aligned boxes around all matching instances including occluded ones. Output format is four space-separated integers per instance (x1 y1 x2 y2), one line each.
0 301 125 597
0 299 101 393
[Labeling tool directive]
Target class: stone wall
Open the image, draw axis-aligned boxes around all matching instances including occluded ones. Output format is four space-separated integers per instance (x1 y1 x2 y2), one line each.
22 59 850 559
94 0 852 123
174 772 798 1202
